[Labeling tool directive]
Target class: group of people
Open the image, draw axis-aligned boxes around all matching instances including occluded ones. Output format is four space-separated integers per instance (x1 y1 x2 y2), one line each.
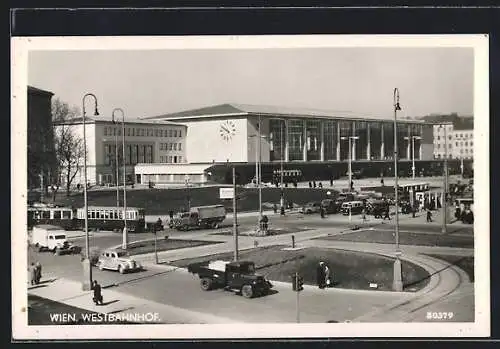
29 261 42 285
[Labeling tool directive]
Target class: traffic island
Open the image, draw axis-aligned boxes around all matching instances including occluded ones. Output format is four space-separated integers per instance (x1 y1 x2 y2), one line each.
317 229 474 248
170 245 430 292
122 239 222 256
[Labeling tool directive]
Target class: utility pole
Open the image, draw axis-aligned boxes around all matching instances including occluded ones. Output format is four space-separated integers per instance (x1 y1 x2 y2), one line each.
280 120 285 215
442 125 449 234
233 167 239 261
295 272 300 323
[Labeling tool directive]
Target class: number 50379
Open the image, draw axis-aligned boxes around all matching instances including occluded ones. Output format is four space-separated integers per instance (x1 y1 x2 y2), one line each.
426 312 454 320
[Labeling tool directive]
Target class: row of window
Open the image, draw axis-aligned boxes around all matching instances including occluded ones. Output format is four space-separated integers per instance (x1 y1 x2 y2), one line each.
159 155 182 163
456 141 473 147
103 126 183 138
435 154 473 159
454 133 473 139
159 143 182 151
436 144 453 149
104 144 154 165
436 136 453 141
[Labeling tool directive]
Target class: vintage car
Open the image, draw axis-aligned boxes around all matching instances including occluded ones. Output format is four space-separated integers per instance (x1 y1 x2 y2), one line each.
301 202 322 214
97 249 142 274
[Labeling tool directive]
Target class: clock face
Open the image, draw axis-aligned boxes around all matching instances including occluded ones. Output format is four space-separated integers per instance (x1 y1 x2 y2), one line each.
219 120 237 141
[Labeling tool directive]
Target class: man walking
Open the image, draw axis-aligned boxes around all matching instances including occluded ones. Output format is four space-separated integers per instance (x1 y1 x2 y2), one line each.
92 280 103 305
35 261 42 284
383 206 391 220
426 209 433 223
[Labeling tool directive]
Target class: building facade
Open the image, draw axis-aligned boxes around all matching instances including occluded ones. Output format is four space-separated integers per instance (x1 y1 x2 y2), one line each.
28 86 55 191
433 125 474 160
144 103 434 164
54 117 187 186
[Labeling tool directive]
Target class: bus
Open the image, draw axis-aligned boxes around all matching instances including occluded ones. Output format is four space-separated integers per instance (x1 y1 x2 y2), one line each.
75 206 146 233
28 204 76 230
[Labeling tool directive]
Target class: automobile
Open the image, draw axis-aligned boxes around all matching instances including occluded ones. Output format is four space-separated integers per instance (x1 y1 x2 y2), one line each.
97 249 142 274
187 260 273 298
341 201 365 215
301 202 322 214
321 199 340 214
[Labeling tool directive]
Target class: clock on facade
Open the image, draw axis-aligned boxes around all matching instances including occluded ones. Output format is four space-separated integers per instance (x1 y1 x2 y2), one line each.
219 120 237 141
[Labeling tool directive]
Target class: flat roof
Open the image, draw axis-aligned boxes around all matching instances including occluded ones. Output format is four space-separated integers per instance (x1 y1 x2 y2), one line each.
143 103 427 124
54 116 187 128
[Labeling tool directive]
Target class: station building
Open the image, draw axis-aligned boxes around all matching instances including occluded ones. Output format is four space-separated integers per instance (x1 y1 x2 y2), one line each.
54 117 187 187
138 103 459 185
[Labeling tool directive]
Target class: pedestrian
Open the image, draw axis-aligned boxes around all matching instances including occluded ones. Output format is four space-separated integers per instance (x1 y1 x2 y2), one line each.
156 217 163 231
380 178 385 186
320 207 326 219
426 209 433 222
383 206 391 220
362 208 367 222
273 204 278 214
35 261 42 284
317 262 326 289
29 262 37 285
350 181 354 191
330 178 334 187
92 280 103 305
77 183 81 191
323 262 332 287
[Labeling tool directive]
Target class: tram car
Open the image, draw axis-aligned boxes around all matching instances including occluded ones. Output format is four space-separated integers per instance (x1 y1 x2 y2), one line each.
75 206 146 233
28 204 76 230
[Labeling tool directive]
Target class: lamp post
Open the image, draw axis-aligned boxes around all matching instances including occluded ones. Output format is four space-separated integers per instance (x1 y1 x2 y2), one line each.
111 115 120 208
82 93 99 291
392 88 403 292
404 136 422 180
340 136 359 193
258 115 262 223
113 108 128 250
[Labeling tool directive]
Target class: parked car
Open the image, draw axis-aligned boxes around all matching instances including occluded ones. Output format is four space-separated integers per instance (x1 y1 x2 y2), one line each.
321 199 340 214
301 202 322 214
341 201 365 215
97 249 142 274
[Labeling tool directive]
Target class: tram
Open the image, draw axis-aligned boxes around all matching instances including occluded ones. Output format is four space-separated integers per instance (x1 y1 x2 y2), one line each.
75 206 146 233
27 205 76 230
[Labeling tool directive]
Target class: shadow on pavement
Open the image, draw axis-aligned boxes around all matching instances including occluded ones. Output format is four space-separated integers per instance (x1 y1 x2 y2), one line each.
108 306 135 314
100 299 120 306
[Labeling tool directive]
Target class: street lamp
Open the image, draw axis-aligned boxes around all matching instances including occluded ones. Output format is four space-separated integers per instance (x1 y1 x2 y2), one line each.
340 136 359 193
82 93 99 291
112 108 128 250
393 87 403 292
404 136 422 180
111 115 120 208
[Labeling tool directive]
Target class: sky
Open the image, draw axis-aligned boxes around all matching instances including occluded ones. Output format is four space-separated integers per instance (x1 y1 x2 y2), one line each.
28 47 474 120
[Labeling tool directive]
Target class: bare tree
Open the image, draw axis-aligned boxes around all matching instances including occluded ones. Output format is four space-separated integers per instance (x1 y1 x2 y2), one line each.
51 98 84 198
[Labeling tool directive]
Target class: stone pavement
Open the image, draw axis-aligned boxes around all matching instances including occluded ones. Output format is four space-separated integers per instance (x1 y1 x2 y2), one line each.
27 276 238 324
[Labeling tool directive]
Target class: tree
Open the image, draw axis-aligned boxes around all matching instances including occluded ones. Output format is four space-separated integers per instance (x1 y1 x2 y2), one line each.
51 98 84 198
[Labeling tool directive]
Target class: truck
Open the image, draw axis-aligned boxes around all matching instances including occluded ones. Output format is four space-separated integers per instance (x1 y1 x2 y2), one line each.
187 260 273 298
171 205 226 231
30 225 81 255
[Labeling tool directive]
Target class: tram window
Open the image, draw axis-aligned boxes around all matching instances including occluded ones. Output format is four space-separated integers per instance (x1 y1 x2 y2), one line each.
105 211 110 219
88 211 92 219
54 210 62 219
114 211 118 219
119 210 123 219
95 211 100 219
42 210 50 219
62 211 71 219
